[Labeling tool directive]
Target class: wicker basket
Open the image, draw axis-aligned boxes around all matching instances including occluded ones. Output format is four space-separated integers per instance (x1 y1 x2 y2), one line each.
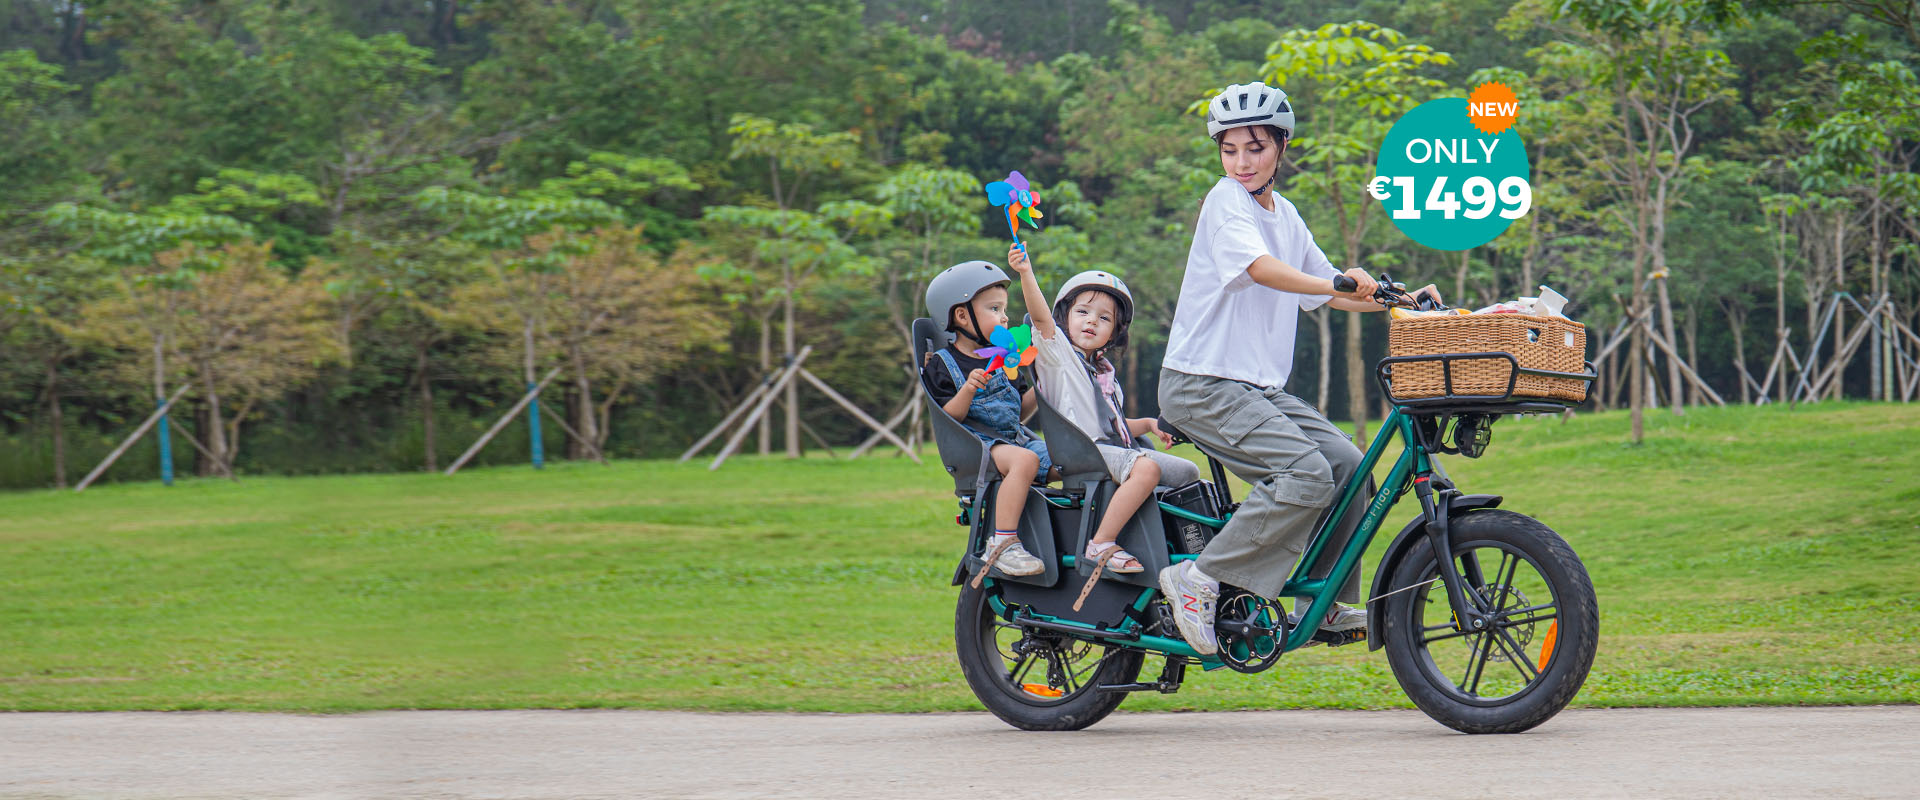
1386 314 1588 402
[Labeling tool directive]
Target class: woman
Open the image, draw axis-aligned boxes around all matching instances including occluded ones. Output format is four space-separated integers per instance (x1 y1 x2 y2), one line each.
1155 81 1441 656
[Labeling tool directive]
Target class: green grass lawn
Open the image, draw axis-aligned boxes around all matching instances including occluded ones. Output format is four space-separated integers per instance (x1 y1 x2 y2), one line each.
1 403 1915 712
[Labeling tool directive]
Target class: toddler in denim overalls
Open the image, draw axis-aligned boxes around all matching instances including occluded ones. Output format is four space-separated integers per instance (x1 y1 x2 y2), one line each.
921 259 1056 578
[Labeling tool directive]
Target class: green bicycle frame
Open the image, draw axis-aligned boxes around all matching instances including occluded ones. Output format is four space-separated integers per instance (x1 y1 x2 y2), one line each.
992 406 1433 660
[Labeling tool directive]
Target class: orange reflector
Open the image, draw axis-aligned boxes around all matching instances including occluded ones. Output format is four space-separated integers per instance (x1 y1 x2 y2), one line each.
1021 683 1064 698
1536 620 1559 671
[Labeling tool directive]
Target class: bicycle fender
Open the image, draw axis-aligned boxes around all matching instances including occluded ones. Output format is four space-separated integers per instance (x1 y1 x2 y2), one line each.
1364 493 1503 651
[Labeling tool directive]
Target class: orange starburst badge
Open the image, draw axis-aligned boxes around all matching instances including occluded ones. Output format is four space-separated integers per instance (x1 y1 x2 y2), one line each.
1467 82 1518 135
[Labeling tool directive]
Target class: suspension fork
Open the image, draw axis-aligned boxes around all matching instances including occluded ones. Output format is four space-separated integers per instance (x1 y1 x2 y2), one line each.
1413 474 1490 632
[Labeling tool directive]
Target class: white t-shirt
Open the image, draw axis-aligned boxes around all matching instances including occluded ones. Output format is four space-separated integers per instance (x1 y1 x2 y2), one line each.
1162 177 1338 388
1033 326 1129 444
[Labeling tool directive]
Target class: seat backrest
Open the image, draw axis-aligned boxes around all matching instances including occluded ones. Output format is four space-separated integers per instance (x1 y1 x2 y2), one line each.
912 317 992 498
1032 392 1106 486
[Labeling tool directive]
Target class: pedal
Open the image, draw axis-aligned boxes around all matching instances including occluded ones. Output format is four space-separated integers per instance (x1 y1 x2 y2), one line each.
1310 627 1367 647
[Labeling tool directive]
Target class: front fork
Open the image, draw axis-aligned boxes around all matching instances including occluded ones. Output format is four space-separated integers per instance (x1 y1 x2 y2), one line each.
1412 476 1491 632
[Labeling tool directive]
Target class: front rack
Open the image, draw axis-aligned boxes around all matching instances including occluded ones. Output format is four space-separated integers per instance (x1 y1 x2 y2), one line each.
1375 351 1597 417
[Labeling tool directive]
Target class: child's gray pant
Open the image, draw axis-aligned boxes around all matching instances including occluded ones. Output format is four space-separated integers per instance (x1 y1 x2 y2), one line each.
1158 369 1367 603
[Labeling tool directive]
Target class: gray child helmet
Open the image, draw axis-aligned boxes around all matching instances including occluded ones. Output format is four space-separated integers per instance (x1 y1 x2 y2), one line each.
925 260 1012 346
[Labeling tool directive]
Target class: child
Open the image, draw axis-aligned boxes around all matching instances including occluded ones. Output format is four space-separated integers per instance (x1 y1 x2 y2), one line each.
921 260 1057 578
1008 243 1201 593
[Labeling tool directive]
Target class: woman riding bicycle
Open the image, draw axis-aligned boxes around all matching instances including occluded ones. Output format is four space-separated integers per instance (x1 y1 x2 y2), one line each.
1156 81 1442 656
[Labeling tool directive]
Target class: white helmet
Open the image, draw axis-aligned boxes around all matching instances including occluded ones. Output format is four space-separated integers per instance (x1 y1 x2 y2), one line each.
1053 270 1134 321
1206 81 1294 140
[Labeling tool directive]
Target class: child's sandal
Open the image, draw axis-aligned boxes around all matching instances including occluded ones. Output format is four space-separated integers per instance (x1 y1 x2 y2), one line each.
1072 542 1143 612
1087 541 1144 574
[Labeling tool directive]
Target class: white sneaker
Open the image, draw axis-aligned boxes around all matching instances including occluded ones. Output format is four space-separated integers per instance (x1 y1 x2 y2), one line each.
990 538 1045 576
1157 560 1219 655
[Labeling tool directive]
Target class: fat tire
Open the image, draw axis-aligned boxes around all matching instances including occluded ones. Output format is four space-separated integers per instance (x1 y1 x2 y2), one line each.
954 582 1142 731
1381 509 1598 734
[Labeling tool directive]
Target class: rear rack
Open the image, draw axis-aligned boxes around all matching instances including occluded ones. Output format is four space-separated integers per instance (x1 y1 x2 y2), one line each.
1376 351 1596 417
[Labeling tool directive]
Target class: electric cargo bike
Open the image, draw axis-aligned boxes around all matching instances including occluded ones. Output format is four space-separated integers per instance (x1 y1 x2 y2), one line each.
915 275 1599 733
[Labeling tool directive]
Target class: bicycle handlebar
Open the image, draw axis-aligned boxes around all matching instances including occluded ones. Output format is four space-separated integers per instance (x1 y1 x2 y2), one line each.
1333 272 1447 311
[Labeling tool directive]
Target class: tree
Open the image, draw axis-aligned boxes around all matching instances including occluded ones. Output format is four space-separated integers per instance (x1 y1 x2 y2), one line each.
77 241 339 472
706 114 891 457
1526 0 1738 441
535 226 728 457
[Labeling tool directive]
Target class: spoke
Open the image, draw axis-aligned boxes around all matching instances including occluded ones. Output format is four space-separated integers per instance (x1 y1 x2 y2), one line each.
1493 550 1520 611
1497 612 1559 629
1490 625 1541 683
1494 601 1558 621
1462 629 1494 696
1422 627 1478 645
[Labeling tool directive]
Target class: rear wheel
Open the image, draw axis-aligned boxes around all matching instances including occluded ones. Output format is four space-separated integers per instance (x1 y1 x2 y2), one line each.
1381 509 1598 734
954 582 1143 731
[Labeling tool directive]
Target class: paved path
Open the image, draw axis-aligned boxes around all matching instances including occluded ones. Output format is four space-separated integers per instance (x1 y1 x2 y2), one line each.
2 707 1915 798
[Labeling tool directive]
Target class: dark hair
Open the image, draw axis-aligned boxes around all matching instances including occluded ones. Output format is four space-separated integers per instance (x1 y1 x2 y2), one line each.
1211 124 1289 150
1053 287 1131 363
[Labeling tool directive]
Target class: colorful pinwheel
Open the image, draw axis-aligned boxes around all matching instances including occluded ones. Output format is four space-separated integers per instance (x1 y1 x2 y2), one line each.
973 324 1039 380
983 171 1044 250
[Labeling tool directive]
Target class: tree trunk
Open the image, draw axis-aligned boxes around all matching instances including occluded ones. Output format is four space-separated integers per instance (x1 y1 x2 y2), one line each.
1830 209 1847 401
1315 310 1331 412
1868 191 1886 401
784 262 800 459
1630 304 1646 443
1683 306 1701 407
758 315 771 455
46 364 66 489
1654 274 1684 414
1725 302 1749 405
419 346 437 472
1345 308 1367 444
1775 217 1788 405
1454 249 1470 306
570 346 597 462
202 371 230 472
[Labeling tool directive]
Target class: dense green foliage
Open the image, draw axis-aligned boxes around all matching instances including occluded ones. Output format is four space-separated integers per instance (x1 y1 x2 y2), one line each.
1 403 1913 710
0 0 1916 488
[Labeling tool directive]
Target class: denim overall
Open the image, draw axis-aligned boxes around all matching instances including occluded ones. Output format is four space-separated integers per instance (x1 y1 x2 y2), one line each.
933 348 1052 473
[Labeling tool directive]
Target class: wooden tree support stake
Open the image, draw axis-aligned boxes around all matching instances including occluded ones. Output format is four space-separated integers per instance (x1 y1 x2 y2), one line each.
75 384 193 493
537 399 608 465
445 366 564 476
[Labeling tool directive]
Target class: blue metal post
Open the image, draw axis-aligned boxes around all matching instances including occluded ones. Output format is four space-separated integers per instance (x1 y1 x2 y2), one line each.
156 393 175 486
526 381 544 469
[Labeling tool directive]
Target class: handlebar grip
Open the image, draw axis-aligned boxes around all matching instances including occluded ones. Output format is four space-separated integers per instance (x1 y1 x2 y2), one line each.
1332 275 1357 293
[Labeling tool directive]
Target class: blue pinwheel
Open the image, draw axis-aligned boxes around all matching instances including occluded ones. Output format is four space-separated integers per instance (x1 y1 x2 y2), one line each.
983 171 1044 253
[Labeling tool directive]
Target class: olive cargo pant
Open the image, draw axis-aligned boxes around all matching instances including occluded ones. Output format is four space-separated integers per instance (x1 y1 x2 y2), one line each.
1158 369 1366 603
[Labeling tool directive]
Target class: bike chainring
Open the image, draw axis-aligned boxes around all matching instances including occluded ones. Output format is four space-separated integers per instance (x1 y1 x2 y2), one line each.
1214 589 1288 673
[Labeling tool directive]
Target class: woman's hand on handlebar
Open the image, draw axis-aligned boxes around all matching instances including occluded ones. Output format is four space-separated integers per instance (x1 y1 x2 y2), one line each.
1410 284 1444 310
1332 268 1377 302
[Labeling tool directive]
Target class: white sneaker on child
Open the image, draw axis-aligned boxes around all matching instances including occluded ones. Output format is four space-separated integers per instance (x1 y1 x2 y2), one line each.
1157 560 1219 655
989 537 1045 576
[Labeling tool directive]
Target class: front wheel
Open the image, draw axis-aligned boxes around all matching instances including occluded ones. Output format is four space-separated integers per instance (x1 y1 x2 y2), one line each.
954 582 1143 731
1381 509 1598 734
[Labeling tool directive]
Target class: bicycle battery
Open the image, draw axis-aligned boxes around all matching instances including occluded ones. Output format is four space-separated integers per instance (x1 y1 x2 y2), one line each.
1162 480 1223 555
